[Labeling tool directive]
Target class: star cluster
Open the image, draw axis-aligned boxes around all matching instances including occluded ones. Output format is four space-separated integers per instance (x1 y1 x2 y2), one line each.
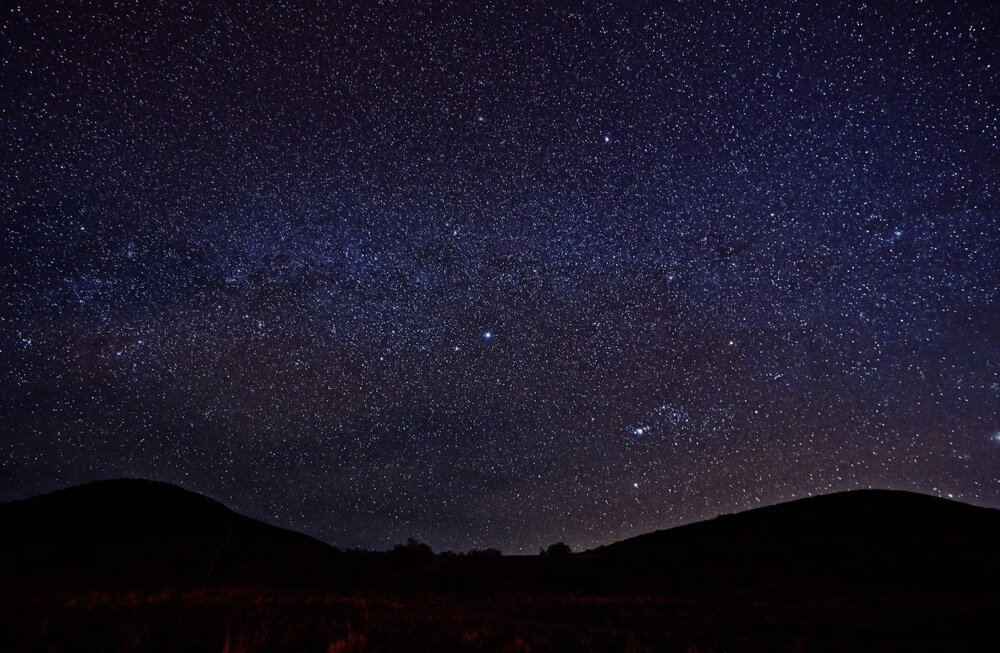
2 0 998 552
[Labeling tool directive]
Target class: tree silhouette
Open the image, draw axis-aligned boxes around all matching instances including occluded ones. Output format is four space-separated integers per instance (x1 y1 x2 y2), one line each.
388 538 435 566
541 542 571 557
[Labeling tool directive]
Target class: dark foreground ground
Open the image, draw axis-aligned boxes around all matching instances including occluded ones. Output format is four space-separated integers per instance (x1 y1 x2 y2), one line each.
3 565 996 653
1 480 998 652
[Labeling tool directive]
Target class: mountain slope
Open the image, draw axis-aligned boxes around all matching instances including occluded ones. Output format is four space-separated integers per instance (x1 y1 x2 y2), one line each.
0 478 337 589
592 489 1000 591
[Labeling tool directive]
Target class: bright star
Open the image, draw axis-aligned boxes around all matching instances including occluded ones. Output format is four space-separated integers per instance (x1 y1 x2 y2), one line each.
482 331 493 341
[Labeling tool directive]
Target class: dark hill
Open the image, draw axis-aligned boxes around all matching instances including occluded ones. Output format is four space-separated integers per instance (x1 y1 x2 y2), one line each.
0 478 337 589
592 489 1000 593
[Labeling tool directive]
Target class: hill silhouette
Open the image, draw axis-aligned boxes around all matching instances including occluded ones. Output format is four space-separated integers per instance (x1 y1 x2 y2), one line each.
0 478 337 589
2 481 998 652
592 489 1000 591
600 489 1000 553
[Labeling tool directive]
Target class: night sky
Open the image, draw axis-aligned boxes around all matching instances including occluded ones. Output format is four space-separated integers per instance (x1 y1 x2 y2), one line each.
2 0 998 553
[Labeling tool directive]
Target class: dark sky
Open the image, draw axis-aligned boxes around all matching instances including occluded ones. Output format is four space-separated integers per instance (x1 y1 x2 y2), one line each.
2 0 998 552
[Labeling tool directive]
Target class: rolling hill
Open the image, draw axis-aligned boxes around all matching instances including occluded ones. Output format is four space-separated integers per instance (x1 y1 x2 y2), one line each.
0 478 338 589
592 489 1000 590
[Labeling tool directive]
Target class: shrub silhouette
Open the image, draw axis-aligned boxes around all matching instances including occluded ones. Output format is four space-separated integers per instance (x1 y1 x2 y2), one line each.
388 538 435 566
541 542 571 557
